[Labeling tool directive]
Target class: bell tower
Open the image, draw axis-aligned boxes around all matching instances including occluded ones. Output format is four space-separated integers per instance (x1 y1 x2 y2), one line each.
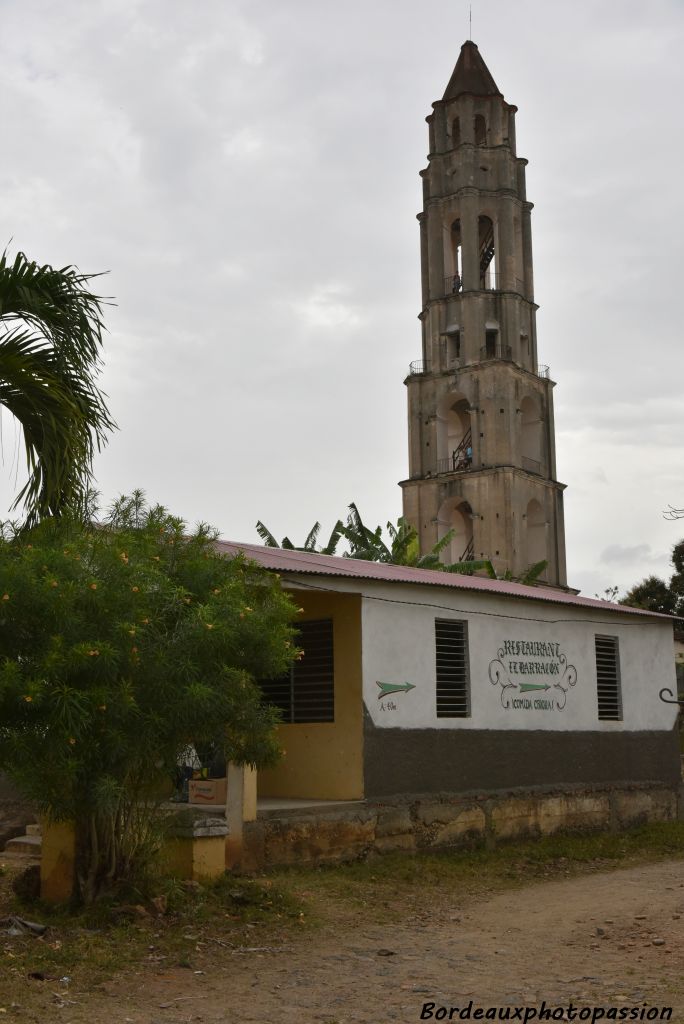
400 41 568 587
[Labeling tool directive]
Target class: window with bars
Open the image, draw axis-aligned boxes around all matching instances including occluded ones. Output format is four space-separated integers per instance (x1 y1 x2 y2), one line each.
435 618 470 717
595 634 622 721
260 619 334 724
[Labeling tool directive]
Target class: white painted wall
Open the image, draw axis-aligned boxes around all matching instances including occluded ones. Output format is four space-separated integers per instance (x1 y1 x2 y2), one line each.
353 581 678 733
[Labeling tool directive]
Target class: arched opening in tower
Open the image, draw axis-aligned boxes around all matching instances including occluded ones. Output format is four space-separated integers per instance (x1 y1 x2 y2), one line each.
449 219 462 292
478 215 496 288
520 396 543 474
438 498 474 564
436 392 472 473
524 499 547 577
520 331 530 362
474 114 487 146
444 325 461 368
451 117 461 147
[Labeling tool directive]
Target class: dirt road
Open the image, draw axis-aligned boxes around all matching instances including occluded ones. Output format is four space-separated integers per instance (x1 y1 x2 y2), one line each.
8 859 684 1023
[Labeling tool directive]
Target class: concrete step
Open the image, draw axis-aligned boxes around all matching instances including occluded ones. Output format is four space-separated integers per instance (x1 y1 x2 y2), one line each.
4 834 42 855
0 848 41 864
25 823 41 837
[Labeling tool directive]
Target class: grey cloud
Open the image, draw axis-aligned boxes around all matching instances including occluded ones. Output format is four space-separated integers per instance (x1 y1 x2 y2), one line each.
600 544 653 566
0 0 683 598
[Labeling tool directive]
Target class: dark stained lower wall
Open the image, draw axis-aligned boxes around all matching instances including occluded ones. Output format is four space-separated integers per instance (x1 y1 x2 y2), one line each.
363 720 681 797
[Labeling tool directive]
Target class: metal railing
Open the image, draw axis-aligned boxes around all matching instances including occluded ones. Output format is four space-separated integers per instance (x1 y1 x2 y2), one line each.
408 360 427 376
480 344 512 362
444 273 526 295
444 274 463 295
522 456 542 475
409 356 548 379
437 457 473 475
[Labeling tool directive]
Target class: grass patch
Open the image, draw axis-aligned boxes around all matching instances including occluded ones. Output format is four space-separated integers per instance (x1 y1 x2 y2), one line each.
1 820 683 994
0 865 306 998
265 821 684 912
190 873 304 924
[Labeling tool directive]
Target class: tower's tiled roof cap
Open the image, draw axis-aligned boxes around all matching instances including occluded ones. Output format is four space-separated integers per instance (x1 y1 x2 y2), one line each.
443 41 502 101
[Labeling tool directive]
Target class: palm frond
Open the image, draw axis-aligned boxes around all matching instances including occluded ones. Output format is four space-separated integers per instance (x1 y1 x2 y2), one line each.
427 529 455 557
387 517 416 563
255 521 279 547
0 250 110 370
303 522 321 551
322 520 343 555
517 560 548 585
339 504 392 562
441 559 496 576
0 327 103 524
0 251 115 524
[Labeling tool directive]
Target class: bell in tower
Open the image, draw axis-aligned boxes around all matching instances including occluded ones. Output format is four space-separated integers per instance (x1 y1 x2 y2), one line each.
400 41 568 587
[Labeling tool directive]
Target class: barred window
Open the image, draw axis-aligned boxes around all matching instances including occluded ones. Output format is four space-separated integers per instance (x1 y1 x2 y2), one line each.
435 618 470 717
260 619 334 724
595 634 622 721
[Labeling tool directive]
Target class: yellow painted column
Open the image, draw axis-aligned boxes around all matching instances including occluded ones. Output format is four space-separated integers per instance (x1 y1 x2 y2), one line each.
40 819 76 904
164 811 229 880
225 762 257 869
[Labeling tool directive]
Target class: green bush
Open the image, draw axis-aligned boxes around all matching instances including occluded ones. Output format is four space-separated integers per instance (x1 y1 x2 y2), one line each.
0 491 297 903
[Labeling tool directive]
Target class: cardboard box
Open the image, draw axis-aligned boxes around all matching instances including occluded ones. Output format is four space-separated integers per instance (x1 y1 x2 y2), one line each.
188 778 227 806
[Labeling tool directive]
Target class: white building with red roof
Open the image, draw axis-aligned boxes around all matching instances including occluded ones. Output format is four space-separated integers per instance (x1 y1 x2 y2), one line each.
218 542 679 811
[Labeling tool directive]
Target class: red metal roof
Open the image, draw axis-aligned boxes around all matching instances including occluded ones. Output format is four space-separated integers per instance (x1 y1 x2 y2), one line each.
215 540 669 621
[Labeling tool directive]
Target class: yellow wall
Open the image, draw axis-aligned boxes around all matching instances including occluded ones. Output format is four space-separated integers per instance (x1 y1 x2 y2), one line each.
163 834 226 880
258 590 364 800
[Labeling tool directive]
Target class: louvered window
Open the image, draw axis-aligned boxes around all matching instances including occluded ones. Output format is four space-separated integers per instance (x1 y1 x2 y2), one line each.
435 618 470 717
595 635 622 721
260 619 334 724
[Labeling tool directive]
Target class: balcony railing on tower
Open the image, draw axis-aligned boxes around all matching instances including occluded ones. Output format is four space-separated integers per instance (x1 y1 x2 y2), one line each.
436 429 473 475
409 356 550 378
444 273 526 295
480 343 512 362
408 359 427 376
446 270 528 294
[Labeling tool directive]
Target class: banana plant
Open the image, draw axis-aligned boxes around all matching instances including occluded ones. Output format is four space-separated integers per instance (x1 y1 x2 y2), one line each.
256 519 342 555
257 504 547 583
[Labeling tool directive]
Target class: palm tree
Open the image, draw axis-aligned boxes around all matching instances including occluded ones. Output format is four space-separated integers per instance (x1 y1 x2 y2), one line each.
0 250 115 525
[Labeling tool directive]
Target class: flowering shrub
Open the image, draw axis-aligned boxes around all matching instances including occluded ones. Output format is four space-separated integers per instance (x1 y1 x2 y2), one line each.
0 492 297 902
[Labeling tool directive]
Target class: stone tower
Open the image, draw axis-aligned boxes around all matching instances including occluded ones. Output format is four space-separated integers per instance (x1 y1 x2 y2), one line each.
400 41 568 587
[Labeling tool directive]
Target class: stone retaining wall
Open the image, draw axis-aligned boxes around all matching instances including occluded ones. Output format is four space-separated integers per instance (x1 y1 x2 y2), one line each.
241 782 682 870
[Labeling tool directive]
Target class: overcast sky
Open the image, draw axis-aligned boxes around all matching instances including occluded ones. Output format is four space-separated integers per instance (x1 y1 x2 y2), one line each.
1 0 682 598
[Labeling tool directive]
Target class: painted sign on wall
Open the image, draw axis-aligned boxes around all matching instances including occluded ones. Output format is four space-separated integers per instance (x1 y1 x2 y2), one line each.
488 638 578 712
376 680 415 712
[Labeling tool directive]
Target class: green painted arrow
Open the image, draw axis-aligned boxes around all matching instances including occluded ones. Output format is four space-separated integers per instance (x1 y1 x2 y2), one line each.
376 681 416 699
518 683 551 693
